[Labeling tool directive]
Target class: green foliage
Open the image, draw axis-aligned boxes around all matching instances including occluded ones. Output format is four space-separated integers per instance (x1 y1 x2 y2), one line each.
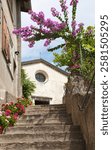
21 69 36 98
7 115 16 126
0 115 9 129
17 97 32 107
0 97 33 133
53 26 95 80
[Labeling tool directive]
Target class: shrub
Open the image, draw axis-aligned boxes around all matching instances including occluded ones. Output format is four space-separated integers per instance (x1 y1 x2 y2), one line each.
21 69 36 99
0 97 32 134
0 113 9 131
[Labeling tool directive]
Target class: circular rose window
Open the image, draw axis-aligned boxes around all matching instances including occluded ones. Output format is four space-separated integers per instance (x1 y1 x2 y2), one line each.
35 73 46 82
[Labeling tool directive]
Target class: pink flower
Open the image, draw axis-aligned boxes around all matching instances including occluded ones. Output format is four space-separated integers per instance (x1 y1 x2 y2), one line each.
6 116 11 119
13 113 18 120
0 126 3 129
5 109 11 116
17 98 20 101
9 102 14 105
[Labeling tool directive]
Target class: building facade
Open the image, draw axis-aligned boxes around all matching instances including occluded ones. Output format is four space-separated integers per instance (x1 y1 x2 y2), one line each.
0 0 31 104
22 59 68 105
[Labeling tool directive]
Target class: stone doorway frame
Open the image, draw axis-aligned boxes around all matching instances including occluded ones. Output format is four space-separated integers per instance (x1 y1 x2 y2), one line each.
31 96 52 105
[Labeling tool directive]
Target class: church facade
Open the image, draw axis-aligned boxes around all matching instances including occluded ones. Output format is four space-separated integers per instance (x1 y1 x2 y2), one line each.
22 59 68 105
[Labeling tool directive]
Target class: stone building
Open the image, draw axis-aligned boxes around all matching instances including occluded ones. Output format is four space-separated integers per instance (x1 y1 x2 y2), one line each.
0 0 31 104
22 59 69 105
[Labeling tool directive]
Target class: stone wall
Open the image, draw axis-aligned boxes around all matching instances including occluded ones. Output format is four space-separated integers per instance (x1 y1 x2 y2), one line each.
0 91 16 109
63 73 95 150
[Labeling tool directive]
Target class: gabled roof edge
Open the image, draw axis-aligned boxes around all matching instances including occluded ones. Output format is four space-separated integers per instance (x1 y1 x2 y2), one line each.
22 59 69 76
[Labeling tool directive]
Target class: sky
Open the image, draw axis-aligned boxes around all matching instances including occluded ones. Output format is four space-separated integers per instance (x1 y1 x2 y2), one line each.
21 0 95 63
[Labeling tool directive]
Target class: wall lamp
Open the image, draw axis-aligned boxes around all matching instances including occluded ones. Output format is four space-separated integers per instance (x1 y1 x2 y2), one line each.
15 51 19 55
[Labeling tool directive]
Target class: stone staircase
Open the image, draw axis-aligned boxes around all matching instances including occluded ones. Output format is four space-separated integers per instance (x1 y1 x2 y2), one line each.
0 104 86 150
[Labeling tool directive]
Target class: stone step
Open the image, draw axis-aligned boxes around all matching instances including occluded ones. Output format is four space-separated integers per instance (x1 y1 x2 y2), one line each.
0 141 86 150
17 113 72 124
15 121 72 126
26 105 66 111
0 132 83 143
0 104 86 150
5 125 80 134
25 109 66 115
30 104 66 108
19 113 71 121
17 117 72 124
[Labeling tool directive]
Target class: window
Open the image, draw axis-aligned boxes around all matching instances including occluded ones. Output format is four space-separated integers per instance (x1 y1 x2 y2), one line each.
35 73 46 83
2 12 11 63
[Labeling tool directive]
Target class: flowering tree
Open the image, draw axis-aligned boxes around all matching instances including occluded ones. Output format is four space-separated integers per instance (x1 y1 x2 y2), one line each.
13 0 95 80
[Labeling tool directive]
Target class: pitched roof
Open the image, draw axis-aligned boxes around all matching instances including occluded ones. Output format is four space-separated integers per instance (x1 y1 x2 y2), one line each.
21 0 32 12
22 59 69 76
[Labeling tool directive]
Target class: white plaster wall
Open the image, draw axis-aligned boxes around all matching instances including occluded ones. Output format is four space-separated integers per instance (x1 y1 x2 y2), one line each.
23 63 68 104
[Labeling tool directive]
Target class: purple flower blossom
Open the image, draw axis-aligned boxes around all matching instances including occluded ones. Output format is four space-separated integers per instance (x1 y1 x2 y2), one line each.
13 29 20 35
44 19 66 32
88 29 93 34
44 19 54 28
71 22 84 37
78 23 84 28
85 29 93 36
70 0 74 6
71 64 80 69
42 29 52 34
60 0 68 12
76 0 79 5
70 0 79 6
13 26 33 38
44 39 51 46
57 22 66 30
28 41 35 48
72 31 77 37
28 10 45 25
76 28 81 34
51 7 60 17
72 51 80 62
71 20 77 30
28 10 33 14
